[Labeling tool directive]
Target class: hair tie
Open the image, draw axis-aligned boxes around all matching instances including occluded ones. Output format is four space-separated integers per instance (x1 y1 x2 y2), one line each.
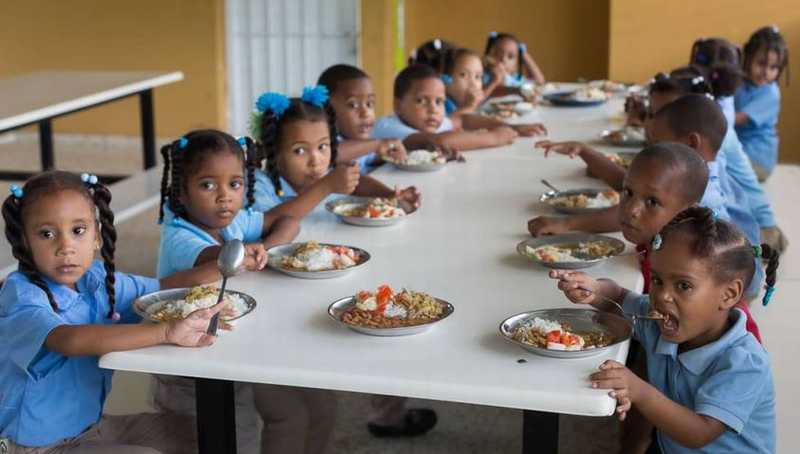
111 311 121 322
177 137 189 150
255 92 290 117
9 184 23 199
710 209 718 222
237 136 248 148
704 93 715 100
771 25 780 34
752 245 762 258
519 42 527 53
301 85 329 107
488 31 498 39
691 76 705 85
651 234 663 251
440 74 453 86
80 173 99 185
433 39 442 50
410 49 418 60
763 286 776 306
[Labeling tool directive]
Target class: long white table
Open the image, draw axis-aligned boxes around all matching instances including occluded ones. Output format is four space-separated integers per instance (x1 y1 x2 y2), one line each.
101 96 641 453
0 70 183 181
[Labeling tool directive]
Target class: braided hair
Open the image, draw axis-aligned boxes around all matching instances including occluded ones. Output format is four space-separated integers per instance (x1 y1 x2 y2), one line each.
658 206 779 305
408 38 455 72
743 26 790 84
2 171 119 318
484 32 524 79
158 129 257 224
254 98 339 198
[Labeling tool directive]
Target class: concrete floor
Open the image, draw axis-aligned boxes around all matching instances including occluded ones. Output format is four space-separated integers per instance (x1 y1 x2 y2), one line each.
1 133 797 453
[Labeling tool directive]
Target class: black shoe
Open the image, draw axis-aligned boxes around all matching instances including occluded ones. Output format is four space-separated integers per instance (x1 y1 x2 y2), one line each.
367 408 438 438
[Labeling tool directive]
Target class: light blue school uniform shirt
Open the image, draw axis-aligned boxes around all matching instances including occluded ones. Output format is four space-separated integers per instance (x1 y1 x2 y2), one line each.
0 261 159 447
372 114 454 141
251 170 342 233
735 81 780 173
623 293 776 454
157 205 264 278
336 135 379 175
699 159 730 221
719 127 776 228
482 73 528 88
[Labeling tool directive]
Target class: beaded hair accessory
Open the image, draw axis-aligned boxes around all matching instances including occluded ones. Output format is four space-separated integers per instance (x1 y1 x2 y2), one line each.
80 173 99 185
488 31 498 39
177 137 189 150
9 184 23 199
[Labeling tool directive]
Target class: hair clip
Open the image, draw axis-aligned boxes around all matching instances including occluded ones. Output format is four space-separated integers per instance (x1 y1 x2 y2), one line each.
433 39 442 50
237 136 248 148
111 311 121 322
771 25 780 34
763 286 776 306
752 245 763 258
440 74 453 86
488 31 498 39
9 184 23 199
519 42 527 53
80 173 99 185
255 92 290 117
301 85 329 107
704 93 715 100
651 234 663 250
177 137 189 149
691 76 705 85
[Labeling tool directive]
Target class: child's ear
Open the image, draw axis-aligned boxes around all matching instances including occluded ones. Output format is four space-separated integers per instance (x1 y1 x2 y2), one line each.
719 278 744 310
687 132 703 150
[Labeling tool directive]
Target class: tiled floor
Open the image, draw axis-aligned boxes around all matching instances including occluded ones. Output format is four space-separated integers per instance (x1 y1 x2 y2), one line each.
2 134 797 452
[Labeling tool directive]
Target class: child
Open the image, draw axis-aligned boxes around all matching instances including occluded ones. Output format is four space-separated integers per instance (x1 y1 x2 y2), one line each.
551 206 777 452
372 64 533 154
483 31 545 95
736 26 789 181
317 64 407 174
156 129 334 454
250 86 421 220
408 38 455 70
0 171 228 452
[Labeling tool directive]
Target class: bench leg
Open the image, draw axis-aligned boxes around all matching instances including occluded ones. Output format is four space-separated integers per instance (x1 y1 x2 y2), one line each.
195 378 237 454
139 89 156 170
522 410 559 453
38 119 54 171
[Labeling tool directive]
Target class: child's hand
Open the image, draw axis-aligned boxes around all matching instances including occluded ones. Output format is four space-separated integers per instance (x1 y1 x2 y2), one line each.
590 360 648 421
326 162 361 194
377 139 408 162
395 186 422 213
490 60 507 82
512 123 547 137
164 302 228 347
242 243 267 271
624 94 647 127
547 269 602 305
431 135 459 157
535 140 588 158
527 215 571 236
464 87 484 110
492 126 519 145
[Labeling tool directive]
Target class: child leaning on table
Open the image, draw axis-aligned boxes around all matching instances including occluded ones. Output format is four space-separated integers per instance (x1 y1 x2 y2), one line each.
550 206 778 453
249 86 421 220
483 31 545 96
154 129 337 454
0 170 229 453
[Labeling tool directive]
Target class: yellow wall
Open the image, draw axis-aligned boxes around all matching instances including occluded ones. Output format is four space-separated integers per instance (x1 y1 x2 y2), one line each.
0 0 226 137
609 0 800 162
360 0 399 117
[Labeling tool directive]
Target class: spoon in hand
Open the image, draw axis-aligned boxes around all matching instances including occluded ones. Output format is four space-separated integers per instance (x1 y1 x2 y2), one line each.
207 239 246 335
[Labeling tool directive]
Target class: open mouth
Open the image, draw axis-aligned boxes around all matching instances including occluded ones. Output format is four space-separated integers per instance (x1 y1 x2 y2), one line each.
657 311 679 336
217 209 235 219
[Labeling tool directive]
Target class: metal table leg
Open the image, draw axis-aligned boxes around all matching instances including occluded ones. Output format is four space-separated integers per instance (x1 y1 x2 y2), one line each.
139 89 156 169
38 119 54 171
522 410 559 453
195 378 237 454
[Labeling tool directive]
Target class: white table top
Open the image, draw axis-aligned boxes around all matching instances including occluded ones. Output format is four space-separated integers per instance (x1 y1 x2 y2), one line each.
101 96 642 417
0 71 183 131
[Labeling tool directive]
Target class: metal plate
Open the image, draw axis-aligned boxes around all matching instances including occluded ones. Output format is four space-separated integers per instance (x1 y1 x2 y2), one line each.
499 308 632 358
539 188 619 214
516 234 626 270
600 129 646 148
266 242 371 279
133 288 257 323
327 295 454 336
325 197 408 227
544 91 607 107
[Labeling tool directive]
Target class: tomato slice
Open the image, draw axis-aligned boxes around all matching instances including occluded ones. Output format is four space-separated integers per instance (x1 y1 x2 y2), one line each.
546 330 562 343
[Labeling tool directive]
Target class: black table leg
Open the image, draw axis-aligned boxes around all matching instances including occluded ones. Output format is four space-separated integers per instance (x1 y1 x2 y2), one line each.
139 89 156 169
38 119 54 171
522 410 559 453
195 378 237 454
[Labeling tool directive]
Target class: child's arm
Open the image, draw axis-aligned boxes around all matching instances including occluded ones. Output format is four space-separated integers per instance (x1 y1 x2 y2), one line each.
521 50 546 85
261 212 300 250
461 114 547 137
405 128 518 153
528 206 620 236
258 163 361 220
337 138 407 164
352 175 421 213
734 111 749 127
536 141 626 190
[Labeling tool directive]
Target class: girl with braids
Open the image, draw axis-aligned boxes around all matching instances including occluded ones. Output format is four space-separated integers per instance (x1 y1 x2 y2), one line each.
483 31 545 96
735 26 789 181
550 206 777 453
250 86 421 219
0 171 227 452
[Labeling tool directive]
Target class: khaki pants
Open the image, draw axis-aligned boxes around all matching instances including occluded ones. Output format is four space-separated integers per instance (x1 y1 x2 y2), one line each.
3 413 196 454
370 395 408 425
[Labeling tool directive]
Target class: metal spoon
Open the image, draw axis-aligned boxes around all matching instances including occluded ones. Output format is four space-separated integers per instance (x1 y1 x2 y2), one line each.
541 179 562 193
575 286 664 323
207 239 246 335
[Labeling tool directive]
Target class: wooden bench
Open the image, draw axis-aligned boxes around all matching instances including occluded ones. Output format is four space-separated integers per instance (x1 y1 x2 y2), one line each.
0 166 162 280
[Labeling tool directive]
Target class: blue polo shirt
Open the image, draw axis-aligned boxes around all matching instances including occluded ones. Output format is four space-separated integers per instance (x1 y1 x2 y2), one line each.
251 170 341 224
157 205 264 278
699 159 730 221
623 293 775 453
372 114 454 141
0 261 159 446
719 128 776 228
735 81 780 173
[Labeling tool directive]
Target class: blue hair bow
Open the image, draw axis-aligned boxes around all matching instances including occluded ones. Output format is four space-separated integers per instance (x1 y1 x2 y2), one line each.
440 74 453 86
80 173 99 185
237 136 248 148
488 31 498 39
763 286 776 306
177 137 189 150
255 92 291 117
9 184 23 199
519 42 527 53
301 85 329 107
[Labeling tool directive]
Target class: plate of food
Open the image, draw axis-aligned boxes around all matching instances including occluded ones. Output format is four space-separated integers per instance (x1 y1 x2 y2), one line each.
386 149 447 172
600 126 646 147
588 80 628 94
328 285 454 336
605 151 639 169
499 308 632 358
540 188 620 214
267 241 370 279
544 87 609 107
133 285 256 323
326 197 408 227
516 233 626 269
